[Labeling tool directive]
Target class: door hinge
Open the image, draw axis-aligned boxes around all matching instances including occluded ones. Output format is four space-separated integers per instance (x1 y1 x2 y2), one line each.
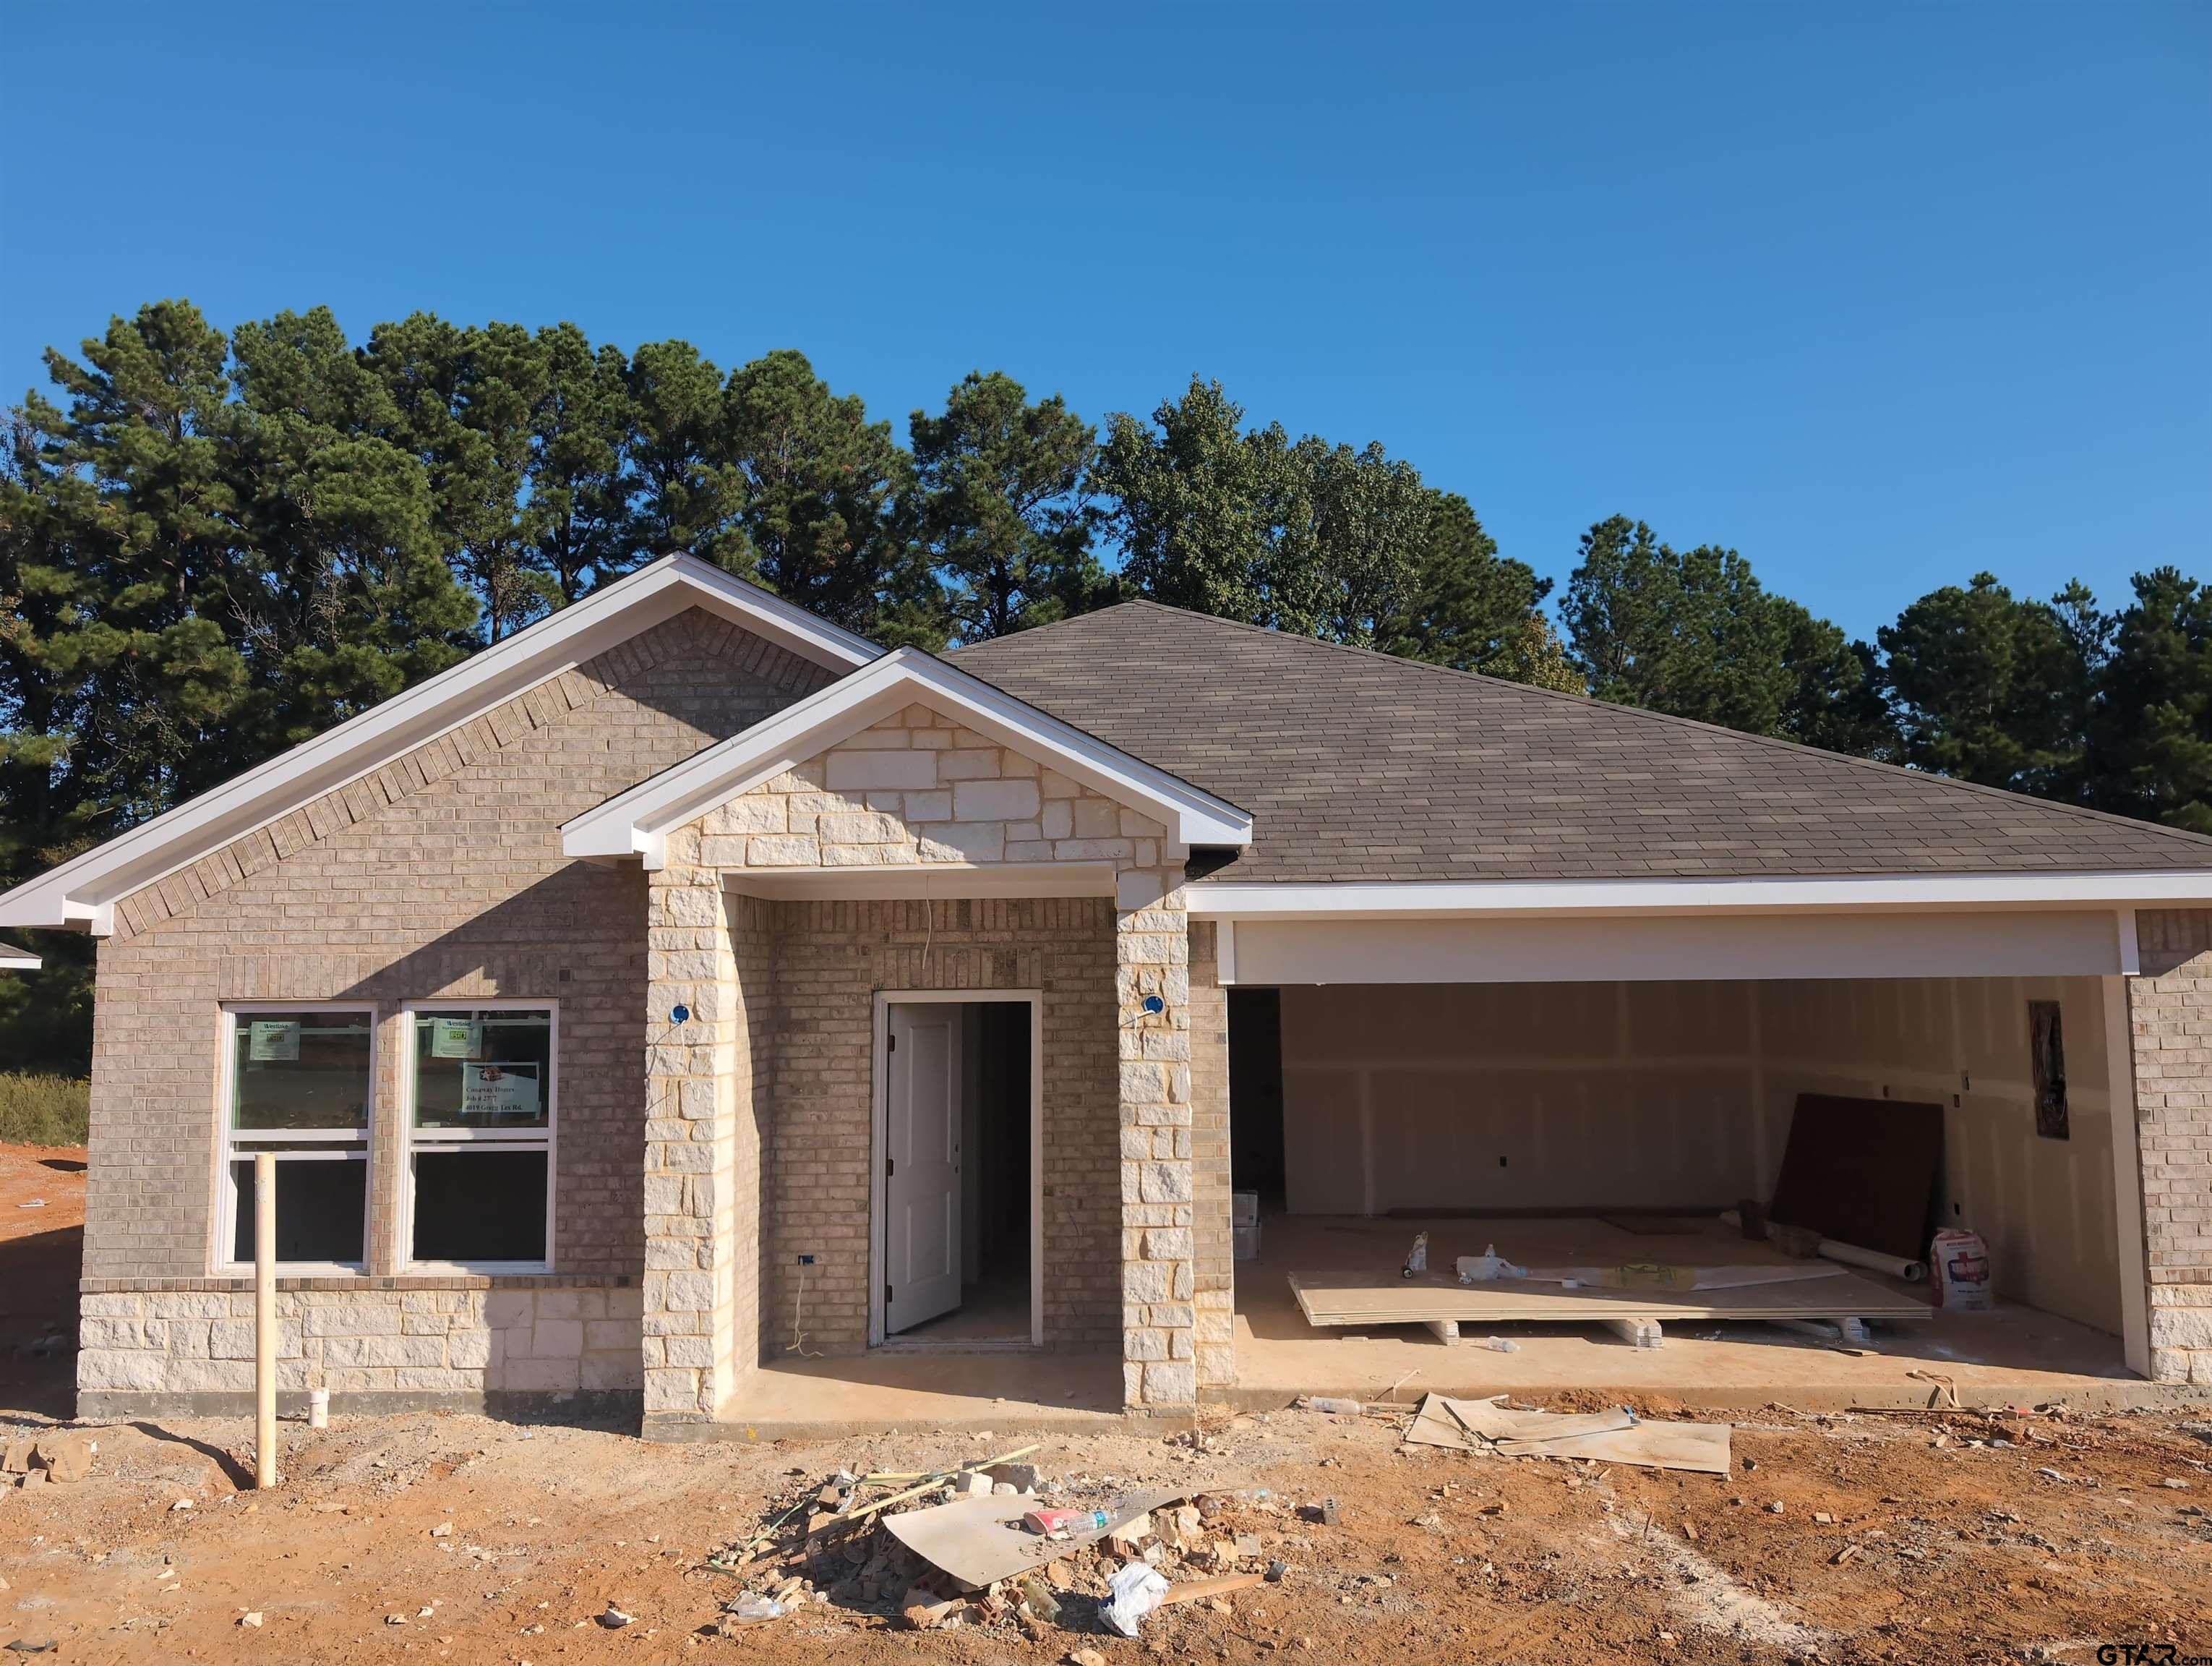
887 1033 896 1051
885 1282 893 1306
886 1156 895 1177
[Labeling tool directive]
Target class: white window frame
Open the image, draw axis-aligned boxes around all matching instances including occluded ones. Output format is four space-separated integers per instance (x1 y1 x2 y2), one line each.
215 1001 377 1276
398 999 559 1274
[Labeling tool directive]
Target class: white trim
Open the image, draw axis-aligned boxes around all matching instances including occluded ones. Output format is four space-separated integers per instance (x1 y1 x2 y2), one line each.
0 556 882 932
0 947 39 971
214 1003 377 1276
398 999 560 1276
1187 872 2212 919
866 989 1045 1351
2117 908 2140 976
2101 975 2152 1377
1217 919 1237 986
724 862 1116 901
562 647 1251 866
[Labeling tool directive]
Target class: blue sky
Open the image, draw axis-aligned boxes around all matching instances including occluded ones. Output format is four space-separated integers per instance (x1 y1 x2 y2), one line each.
1 3 2204 638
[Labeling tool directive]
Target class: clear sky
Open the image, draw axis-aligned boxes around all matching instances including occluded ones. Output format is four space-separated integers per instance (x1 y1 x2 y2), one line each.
1 3 2204 638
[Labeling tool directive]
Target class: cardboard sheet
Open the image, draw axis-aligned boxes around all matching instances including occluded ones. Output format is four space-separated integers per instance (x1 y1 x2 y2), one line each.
1403 1393 1731 1475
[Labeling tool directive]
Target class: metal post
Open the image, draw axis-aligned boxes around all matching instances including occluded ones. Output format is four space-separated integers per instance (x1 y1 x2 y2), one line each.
254 1151 277 1489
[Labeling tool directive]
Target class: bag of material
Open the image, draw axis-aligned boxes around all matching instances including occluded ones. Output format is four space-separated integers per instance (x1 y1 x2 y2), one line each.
1929 1229 1992 1312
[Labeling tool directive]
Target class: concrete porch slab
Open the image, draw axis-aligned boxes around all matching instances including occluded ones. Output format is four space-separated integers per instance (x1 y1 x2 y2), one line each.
673 1352 1127 1441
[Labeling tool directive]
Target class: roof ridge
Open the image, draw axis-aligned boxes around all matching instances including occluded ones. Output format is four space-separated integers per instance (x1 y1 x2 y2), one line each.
964 597 2212 858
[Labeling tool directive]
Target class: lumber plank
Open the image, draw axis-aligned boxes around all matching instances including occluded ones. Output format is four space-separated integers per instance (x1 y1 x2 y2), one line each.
1288 1268 1925 1328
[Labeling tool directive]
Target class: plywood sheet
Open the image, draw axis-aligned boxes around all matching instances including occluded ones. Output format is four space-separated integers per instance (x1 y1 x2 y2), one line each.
1289 1268 1926 1325
1767 1093 1943 1262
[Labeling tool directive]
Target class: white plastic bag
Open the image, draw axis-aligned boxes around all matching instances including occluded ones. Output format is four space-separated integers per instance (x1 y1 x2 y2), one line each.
1102 1562 1170 1637
1457 1244 1528 1283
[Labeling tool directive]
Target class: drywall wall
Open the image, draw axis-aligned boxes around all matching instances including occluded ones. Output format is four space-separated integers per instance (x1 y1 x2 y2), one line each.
1278 981 1764 1215
1759 975 2122 1333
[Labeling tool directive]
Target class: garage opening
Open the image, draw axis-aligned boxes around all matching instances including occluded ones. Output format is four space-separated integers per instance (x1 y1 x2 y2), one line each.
1227 973 2142 1400
878 996 1034 1346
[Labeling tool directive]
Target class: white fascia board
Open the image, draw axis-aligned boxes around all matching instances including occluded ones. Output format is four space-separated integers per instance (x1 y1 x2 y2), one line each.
0 556 882 931
562 647 1253 863
1186 871 2212 919
0 948 41 971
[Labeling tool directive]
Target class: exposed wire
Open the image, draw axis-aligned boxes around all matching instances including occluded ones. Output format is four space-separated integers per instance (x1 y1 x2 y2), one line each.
787 1260 824 1359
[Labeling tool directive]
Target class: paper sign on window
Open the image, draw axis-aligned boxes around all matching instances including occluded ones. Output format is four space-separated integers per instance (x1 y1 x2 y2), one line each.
248 1020 301 1062
460 1061 541 1119
429 1017 481 1059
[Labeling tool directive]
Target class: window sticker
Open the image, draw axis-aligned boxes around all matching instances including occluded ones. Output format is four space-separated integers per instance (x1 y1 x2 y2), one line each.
429 1017 482 1059
460 1060 541 1120
247 1020 301 1063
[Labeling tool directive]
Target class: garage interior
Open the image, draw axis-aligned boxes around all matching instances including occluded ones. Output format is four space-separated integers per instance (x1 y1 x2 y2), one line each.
1227 969 2148 1405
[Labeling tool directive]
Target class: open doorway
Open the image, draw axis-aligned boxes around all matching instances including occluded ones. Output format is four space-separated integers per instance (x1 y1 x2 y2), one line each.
872 992 1037 1347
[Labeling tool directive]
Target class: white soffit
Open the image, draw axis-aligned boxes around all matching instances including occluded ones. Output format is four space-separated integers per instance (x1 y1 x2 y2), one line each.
0 556 881 933
562 648 1253 866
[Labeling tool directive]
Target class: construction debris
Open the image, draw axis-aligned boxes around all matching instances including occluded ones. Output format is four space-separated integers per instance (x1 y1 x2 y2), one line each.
698 1443 1315 1643
1404 1393 1732 1475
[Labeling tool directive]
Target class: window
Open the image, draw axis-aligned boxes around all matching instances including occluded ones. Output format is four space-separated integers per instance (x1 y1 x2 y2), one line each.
404 1004 556 1268
220 1006 375 1269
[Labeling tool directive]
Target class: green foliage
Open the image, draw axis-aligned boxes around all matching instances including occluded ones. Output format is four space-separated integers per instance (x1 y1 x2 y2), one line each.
0 1072 90 1146
909 371 1107 642
1381 494 1557 678
1879 572 2096 796
3 298 2207 1077
2089 567 2212 832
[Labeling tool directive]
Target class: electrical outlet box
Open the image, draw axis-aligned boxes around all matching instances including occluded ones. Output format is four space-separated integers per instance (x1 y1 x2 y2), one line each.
796 1253 817 1265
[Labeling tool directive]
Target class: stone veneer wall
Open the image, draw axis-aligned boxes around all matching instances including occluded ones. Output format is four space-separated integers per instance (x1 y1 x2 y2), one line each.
77 1283 641 1417
76 609 831 1414
2132 909 2212 1386
643 702 1201 1414
1186 922 1235 1390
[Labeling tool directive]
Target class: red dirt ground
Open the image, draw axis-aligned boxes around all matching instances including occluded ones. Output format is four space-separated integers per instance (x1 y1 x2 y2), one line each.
3 1146 2209 1662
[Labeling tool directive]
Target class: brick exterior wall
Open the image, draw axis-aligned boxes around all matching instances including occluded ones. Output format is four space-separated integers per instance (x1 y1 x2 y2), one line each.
757 897 1120 1359
76 609 832 1411
2132 909 2212 1386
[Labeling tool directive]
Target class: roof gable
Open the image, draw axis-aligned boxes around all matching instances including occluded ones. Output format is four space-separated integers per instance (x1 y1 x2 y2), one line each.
0 556 880 933
950 601 2212 884
561 646 1253 867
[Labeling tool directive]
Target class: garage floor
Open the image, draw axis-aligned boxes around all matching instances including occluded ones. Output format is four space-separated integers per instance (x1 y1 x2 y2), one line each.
1233 1213 2158 1411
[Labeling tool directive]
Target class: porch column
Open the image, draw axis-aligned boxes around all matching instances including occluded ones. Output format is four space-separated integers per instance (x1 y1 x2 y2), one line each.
640 829 743 1424
1117 866 1196 1412
2131 909 2212 1388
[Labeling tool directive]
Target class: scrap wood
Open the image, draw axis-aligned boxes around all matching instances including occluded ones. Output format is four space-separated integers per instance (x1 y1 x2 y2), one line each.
818 1443 1042 1534
883 1487 1183 1590
1156 1572 1265 1607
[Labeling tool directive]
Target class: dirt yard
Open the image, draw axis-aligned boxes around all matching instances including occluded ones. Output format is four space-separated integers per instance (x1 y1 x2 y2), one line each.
4 1145 2211 1662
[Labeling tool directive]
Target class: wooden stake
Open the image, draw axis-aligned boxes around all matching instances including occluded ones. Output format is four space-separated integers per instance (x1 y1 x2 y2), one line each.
254 1152 277 1490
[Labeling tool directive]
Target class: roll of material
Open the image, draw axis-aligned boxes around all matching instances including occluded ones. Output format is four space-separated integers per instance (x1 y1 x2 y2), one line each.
1817 1238 1928 1283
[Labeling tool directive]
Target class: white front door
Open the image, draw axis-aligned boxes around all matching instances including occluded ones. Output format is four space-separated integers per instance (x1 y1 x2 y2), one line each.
884 1004 962 1334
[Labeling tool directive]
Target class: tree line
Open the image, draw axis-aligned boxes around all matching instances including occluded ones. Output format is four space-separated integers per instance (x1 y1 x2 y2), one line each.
1 299 2206 1069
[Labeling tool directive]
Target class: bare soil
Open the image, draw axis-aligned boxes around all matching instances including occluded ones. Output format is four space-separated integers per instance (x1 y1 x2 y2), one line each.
5 1147 2211 1663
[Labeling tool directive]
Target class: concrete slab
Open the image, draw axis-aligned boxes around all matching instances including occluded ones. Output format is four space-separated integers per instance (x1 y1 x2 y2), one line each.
1234 1213 2169 1413
687 1351 1126 1441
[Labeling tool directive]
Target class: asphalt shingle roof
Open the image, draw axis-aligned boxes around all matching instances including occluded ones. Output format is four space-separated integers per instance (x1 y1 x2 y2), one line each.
947 600 2212 884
